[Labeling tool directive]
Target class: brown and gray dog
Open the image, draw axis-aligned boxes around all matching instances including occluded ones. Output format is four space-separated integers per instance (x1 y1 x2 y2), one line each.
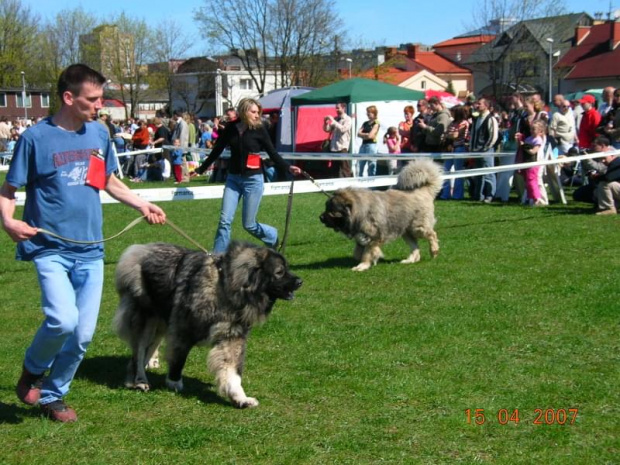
320 159 443 271
113 241 302 408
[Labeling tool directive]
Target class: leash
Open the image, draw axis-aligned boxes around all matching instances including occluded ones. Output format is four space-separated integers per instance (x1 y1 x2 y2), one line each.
278 177 295 254
277 169 332 255
36 216 211 255
298 169 333 198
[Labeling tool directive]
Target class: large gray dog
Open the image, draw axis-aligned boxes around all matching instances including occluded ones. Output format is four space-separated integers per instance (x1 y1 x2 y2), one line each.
113 241 302 408
320 159 443 271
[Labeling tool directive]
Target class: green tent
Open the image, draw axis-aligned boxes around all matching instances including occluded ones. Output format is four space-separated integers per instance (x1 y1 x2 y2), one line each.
291 78 425 105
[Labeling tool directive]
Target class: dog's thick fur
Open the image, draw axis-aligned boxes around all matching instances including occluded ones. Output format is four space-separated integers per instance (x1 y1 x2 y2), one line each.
320 159 443 271
113 241 302 408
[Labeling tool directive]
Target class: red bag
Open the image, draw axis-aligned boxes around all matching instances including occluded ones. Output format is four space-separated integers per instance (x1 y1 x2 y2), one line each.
85 150 106 190
246 153 261 169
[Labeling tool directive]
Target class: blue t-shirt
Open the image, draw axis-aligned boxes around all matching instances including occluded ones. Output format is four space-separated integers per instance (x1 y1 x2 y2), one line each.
6 117 118 261
200 131 213 148
171 148 184 166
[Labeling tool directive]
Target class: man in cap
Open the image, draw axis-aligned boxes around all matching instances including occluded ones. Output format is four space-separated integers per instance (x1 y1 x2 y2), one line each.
576 95 601 151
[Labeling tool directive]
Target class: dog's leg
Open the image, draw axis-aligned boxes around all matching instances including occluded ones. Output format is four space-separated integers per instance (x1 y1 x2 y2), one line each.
401 233 421 264
425 229 440 258
132 318 161 391
353 243 364 261
165 339 192 392
352 244 376 271
208 337 258 408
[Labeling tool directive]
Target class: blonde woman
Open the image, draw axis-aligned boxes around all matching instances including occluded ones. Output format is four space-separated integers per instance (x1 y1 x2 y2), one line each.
193 98 301 252
357 105 380 177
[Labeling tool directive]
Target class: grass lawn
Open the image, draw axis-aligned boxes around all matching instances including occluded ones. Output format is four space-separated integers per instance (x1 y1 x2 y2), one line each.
0 177 618 464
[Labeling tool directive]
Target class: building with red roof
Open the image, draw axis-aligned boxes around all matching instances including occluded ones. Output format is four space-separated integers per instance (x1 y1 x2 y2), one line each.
358 44 473 97
555 18 620 93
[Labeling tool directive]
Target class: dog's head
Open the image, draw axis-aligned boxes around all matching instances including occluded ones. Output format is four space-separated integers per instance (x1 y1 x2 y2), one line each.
319 191 354 235
224 242 302 315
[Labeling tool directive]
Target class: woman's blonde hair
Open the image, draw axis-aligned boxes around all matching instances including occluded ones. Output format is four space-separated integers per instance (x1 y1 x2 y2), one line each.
366 105 378 119
238 98 263 129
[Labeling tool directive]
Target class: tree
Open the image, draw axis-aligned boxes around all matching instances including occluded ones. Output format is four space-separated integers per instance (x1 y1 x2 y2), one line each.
33 7 100 113
194 0 345 92
150 19 193 105
0 0 39 87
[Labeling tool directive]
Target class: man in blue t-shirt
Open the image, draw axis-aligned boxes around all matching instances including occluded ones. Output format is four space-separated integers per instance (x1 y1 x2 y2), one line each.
0 64 166 423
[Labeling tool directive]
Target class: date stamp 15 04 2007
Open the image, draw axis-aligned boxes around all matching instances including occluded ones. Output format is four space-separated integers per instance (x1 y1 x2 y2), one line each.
465 408 579 426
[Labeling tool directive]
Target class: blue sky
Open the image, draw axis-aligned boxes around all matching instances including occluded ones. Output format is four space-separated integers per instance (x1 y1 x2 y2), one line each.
28 0 613 56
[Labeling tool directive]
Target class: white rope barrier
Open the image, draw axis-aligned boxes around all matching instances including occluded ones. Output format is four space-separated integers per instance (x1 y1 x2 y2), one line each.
8 149 617 205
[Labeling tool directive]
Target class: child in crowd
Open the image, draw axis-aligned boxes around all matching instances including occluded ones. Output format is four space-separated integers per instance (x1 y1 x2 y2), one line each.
384 126 401 175
170 138 184 184
516 120 546 206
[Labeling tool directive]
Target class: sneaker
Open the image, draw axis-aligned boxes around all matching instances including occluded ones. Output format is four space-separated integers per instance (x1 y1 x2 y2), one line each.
16 366 44 406
596 208 617 216
40 400 77 423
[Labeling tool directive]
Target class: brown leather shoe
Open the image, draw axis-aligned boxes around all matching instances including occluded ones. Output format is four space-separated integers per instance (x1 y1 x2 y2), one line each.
40 400 77 423
16 366 44 406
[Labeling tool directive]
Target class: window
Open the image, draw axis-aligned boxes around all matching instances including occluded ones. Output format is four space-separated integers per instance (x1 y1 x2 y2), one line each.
420 80 427 90
240 79 253 90
41 93 50 108
0 93 6 107
16 92 32 108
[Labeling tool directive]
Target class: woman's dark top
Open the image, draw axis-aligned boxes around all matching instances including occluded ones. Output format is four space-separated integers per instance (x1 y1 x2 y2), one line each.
194 121 290 176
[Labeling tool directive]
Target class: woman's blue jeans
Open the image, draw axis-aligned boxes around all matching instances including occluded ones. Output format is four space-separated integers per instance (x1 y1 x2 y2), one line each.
358 143 377 177
28 255 104 405
214 173 277 253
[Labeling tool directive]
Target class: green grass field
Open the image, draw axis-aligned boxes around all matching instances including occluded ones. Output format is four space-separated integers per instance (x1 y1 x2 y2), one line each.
0 179 618 464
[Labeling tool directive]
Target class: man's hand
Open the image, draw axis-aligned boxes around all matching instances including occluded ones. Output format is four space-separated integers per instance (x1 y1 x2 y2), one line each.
138 203 166 225
289 165 302 176
2 218 38 243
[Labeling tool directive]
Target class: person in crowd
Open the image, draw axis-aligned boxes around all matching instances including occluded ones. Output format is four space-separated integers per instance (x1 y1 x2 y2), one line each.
577 95 601 151
469 98 499 203
199 123 213 149
129 120 151 179
171 110 189 150
496 93 528 202
0 116 13 149
398 105 414 153
410 99 430 152
418 97 452 153
601 88 620 149
170 138 185 184
598 87 615 117
549 99 576 155
97 110 115 140
0 64 165 423
591 136 620 215
383 126 401 175
152 117 171 149
323 101 353 178
185 113 197 152
192 98 301 252
516 119 547 207
357 105 380 177
439 105 470 200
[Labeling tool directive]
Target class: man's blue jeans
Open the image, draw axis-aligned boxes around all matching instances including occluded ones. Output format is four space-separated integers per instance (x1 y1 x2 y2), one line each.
214 173 277 253
27 255 104 405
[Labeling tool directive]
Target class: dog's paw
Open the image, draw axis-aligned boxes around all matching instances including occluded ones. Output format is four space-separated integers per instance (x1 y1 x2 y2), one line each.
134 382 150 392
352 263 371 272
233 397 259 409
165 377 184 392
147 357 160 369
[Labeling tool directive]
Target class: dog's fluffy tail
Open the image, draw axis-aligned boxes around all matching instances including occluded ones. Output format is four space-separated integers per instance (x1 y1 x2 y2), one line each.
113 244 150 341
395 158 444 196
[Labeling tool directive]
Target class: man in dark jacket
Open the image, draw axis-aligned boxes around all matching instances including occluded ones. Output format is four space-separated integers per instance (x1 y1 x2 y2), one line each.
592 136 620 215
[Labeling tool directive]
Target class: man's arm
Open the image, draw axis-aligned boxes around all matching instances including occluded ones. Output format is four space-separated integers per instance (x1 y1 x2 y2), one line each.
0 181 38 242
105 174 166 224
